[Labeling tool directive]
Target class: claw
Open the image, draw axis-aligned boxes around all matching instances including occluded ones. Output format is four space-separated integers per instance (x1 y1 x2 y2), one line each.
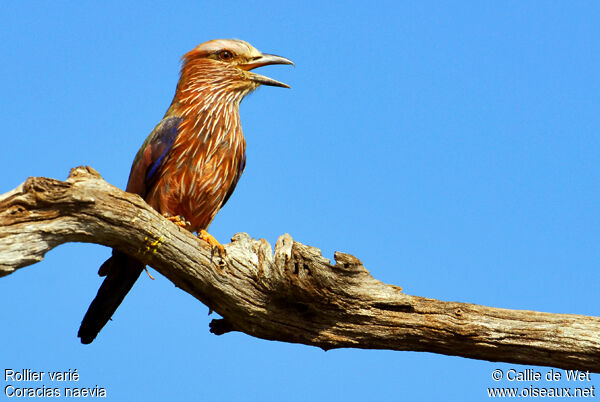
164 214 190 228
198 229 226 256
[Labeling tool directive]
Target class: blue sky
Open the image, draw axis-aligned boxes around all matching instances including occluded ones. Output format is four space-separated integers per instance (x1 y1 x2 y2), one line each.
1 1 599 401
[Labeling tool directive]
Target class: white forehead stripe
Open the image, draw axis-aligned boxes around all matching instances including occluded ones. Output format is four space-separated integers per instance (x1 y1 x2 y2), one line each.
194 39 258 56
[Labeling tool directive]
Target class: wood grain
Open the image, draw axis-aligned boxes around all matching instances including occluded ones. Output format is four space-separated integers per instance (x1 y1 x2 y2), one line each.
1 167 599 371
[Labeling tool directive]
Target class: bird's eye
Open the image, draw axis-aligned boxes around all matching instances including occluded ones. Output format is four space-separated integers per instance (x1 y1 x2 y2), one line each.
219 50 234 61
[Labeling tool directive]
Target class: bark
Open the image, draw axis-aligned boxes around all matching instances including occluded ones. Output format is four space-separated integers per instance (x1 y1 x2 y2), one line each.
1 167 599 372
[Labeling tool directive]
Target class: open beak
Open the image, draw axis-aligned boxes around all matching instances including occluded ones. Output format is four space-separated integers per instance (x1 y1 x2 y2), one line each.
240 53 294 88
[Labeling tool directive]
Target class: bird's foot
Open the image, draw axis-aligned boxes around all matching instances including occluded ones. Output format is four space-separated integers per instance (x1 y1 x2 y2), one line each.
164 214 190 228
198 229 226 257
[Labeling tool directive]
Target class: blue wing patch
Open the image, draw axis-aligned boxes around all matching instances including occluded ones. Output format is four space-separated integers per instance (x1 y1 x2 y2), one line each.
146 117 181 187
144 116 181 190
126 116 182 197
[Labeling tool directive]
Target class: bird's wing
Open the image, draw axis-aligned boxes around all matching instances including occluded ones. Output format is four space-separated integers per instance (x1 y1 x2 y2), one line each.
126 116 182 197
220 150 246 209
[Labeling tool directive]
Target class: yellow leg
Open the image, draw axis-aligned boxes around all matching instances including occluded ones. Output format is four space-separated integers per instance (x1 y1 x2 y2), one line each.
198 229 226 256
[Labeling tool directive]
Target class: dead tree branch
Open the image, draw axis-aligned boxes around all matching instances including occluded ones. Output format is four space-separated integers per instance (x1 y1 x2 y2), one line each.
1 167 599 372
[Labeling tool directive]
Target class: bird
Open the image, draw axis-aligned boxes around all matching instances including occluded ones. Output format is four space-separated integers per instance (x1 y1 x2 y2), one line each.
77 39 293 344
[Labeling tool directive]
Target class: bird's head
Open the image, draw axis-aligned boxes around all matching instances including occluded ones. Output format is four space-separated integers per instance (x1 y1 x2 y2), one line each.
180 39 293 96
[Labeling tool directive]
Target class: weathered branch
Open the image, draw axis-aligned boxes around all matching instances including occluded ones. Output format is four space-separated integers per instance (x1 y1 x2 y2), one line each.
1 167 599 372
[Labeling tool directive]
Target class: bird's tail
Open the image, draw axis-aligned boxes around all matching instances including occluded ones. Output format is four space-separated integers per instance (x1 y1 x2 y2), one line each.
78 250 144 344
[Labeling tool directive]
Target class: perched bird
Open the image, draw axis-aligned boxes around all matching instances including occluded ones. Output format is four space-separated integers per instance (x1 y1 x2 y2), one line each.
78 39 293 344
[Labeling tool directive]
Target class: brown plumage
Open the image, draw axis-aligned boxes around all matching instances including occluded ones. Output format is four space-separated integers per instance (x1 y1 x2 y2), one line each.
78 39 292 344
